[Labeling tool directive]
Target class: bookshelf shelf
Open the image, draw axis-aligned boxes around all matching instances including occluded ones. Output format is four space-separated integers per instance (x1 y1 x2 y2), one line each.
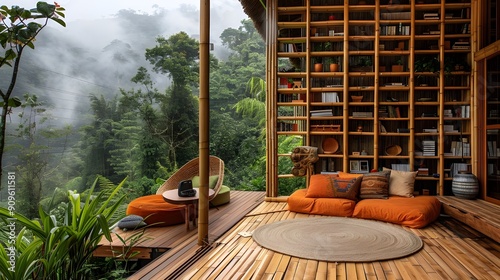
269 0 474 196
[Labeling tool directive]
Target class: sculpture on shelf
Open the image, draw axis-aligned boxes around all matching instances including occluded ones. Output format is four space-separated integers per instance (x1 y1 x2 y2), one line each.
291 146 319 176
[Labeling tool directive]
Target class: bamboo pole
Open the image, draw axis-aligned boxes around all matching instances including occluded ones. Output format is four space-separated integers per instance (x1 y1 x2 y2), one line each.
373 2 380 170
343 0 349 172
409 0 415 175
438 1 445 195
470 0 478 176
266 0 278 198
198 0 210 246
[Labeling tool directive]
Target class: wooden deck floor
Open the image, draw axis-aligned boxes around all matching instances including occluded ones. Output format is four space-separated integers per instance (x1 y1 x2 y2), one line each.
94 190 266 260
129 198 500 280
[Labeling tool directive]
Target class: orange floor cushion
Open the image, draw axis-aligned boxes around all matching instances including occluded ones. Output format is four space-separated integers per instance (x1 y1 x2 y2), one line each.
352 196 441 228
288 189 357 217
126 194 186 227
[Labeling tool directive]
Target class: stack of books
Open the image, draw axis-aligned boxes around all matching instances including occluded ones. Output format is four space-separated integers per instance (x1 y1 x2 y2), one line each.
424 13 439 19
417 168 429 176
452 41 470 50
352 112 373 117
310 109 333 117
422 140 436 156
380 12 411 20
443 125 458 133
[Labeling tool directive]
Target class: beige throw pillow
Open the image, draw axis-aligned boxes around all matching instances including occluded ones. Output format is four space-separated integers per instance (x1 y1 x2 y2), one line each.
383 168 417 197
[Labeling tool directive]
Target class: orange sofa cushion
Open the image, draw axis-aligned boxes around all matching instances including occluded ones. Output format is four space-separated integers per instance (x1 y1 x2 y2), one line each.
352 196 441 228
288 189 356 217
306 174 362 201
126 194 186 226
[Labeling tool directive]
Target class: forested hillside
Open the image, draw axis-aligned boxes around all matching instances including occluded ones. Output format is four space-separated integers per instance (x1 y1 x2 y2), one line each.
0 10 272 218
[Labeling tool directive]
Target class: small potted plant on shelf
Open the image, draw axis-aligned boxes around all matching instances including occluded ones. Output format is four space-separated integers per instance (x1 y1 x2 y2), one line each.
313 57 323 72
351 56 373 72
325 57 340 72
391 58 404 72
414 56 440 74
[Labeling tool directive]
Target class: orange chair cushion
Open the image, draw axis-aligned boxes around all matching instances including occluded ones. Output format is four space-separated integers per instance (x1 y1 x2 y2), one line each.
352 196 441 228
288 189 356 217
126 194 186 227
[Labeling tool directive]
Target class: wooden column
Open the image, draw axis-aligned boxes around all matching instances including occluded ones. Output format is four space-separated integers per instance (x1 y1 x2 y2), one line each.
198 0 210 246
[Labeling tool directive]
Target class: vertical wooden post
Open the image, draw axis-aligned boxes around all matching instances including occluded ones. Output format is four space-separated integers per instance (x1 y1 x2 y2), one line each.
198 0 210 246
342 0 349 172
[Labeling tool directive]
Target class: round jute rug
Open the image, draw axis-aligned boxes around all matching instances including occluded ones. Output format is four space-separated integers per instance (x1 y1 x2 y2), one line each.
252 217 423 262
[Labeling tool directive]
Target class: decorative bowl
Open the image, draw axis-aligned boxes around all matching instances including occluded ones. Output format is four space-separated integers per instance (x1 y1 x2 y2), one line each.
351 95 363 102
385 144 402 156
322 138 339 154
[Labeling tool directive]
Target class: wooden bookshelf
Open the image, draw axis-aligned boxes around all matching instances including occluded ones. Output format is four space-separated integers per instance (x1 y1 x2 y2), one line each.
267 0 475 197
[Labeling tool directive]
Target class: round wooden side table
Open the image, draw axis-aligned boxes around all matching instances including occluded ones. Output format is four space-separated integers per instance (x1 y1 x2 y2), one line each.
162 188 214 231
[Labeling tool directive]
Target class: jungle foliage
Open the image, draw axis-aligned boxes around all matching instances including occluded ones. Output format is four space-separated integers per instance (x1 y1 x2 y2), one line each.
0 4 308 277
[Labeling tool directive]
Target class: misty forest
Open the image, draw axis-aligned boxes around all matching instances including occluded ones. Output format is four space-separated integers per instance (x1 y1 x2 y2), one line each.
0 3 306 278
1 8 266 220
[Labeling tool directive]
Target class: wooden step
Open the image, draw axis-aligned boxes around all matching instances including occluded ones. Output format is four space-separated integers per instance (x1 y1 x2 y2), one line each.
437 196 500 243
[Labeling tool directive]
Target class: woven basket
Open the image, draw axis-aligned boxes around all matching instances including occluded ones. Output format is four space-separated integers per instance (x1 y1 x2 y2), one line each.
385 145 402 156
351 95 363 102
322 138 339 154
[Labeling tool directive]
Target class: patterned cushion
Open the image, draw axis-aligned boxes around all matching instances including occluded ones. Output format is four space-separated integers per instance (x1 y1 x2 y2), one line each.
360 171 391 199
306 174 362 201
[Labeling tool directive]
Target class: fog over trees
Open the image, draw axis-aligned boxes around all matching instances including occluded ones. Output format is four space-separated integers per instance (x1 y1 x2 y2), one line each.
0 4 308 277
0 5 279 217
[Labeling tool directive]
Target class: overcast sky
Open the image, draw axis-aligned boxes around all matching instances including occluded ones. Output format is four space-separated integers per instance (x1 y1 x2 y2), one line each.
2 0 247 27
2 1 251 122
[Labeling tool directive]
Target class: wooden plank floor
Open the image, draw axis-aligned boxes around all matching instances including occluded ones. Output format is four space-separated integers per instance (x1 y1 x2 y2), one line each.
94 190 265 260
130 200 500 280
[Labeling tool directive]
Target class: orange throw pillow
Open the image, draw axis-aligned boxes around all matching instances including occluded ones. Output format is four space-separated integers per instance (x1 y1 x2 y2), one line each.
306 174 361 201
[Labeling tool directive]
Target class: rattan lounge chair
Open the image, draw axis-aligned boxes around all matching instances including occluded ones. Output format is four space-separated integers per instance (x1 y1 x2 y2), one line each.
156 155 224 199
126 156 226 227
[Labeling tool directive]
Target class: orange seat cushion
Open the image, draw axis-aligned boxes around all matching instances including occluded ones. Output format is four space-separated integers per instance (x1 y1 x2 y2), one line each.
288 189 356 217
126 194 186 227
352 196 441 228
